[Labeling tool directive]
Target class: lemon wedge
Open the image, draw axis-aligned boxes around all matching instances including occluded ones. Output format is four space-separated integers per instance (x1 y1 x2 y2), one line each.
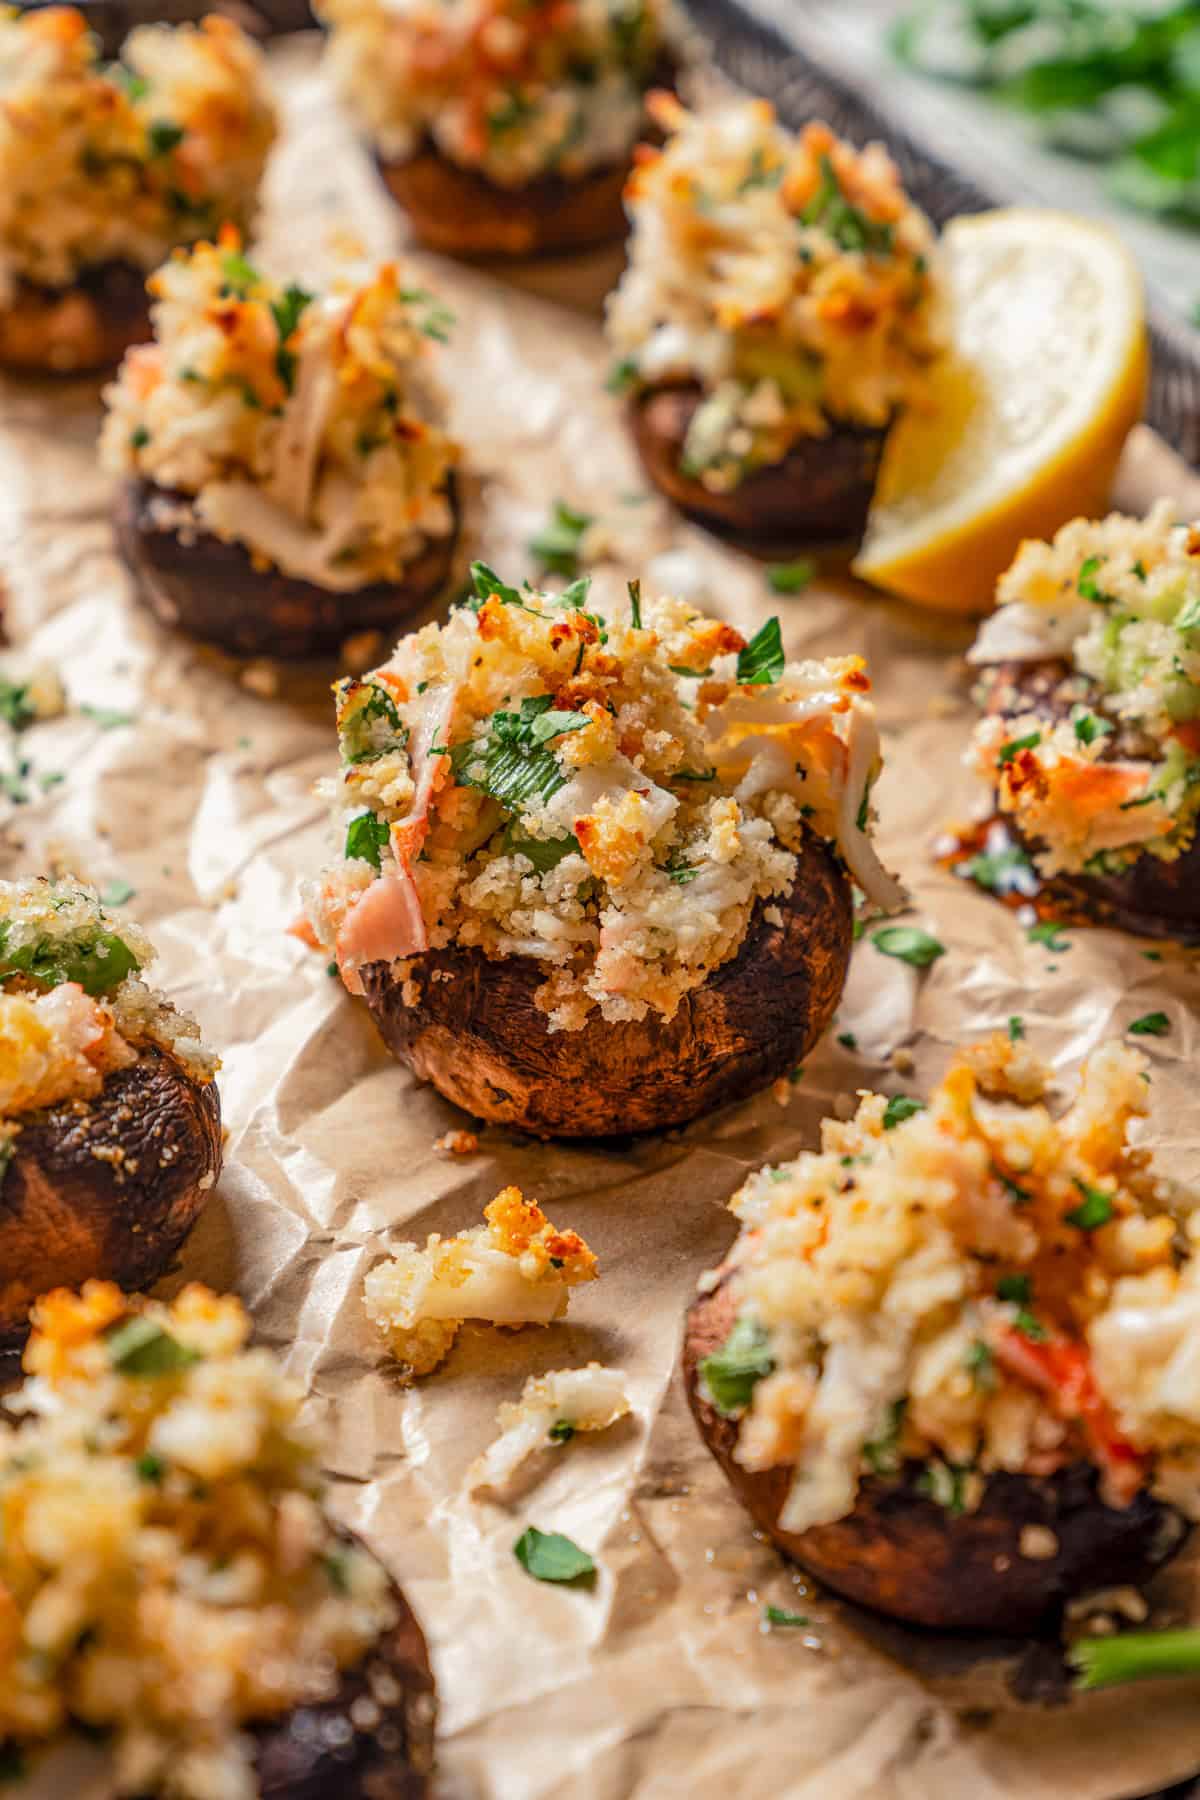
852 208 1148 614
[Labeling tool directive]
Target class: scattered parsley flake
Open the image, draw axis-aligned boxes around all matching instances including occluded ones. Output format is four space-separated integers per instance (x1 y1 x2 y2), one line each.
513 1527 596 1585
883 1095 924 1130
763 1605 810 1628
997 731 1041 765
344 812 390 871
1129 1010 1170 1036
837 1031 858 1051
106 1317 199 1376
736 617 785 686
528 500 593 578
872 925 945 968
1008 1015 1025 1041
1066 1179 1114 1231
766 559 815 596
1074 711 1114 746
99 879 135 907
1027 920 1070 951
81 704 134 729
700 1315 774 1416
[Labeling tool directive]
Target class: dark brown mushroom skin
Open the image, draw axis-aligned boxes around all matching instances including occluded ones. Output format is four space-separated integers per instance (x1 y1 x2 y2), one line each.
375 148 635 260
359 834 853 1139
0 1045 221 1349
684 1275 1189 1633
115 476 459 661
0 264 151 377
978 657 1200 940
629 382 887 547
19 0 312 53
254 1541 436 1799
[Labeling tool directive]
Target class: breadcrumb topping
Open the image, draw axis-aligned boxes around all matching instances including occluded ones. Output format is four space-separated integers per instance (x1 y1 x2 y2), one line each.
970 501 1200 876
0 8 275 299
706 1036 1200 1535
0 1282 395 1797
101 234 459 592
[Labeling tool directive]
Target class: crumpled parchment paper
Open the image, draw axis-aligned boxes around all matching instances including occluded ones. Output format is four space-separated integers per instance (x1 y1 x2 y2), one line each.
4 35 1200 1800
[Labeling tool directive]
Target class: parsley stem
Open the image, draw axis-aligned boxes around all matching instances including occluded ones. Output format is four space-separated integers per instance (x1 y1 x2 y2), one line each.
1071 1629 1200 1690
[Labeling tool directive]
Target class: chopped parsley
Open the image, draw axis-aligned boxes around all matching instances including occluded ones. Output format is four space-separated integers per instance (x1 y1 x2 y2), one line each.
323 1547 352 1593
1027 920 1070 951
763 1605 810 1628
502 823 580 873
0 922 139 997
513 1526 596 1585
340 681 407 765
1008 1014 1025 1041
606 357 640 394
130 425 150 450
463 561 527 612
1078 555 1115 605
1066 1179 1114 1231
800 153 895 254
529 500 593 577
451 696 590 814
146 119 184 158
627 578 643 629
99 879 135 907
837 1030 858 1050
1129 1010 1170 1036
882 1094 924 1129
862 1399 905 1475
1176 594 1200 632
996 1273 1031 1305
736 617 785 686
1074 711 1114 746
136 1451 166 1484
872 925 945 968
220 249 260 299
917 1459 970 1514
270 282 314 392
965 1340 995 1390
997 730 1041 765
958 839 1037 896
81 704 134 729
106 1317 199 1377
344 812 390 870
700 1314 774 1416
766 559 815 596
398 285 455 344
548 1421 576 1444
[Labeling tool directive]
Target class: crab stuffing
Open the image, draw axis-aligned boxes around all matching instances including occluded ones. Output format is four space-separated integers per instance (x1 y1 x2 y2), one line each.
0 8 275 303
605 96 945 492
101 234 459 591
301 567 901 1031
468 1363 631 1494
0 1282 395 1798
969 502 1200 878
363 1187 598 1378
700 1034 1200 1536
318 0 681 188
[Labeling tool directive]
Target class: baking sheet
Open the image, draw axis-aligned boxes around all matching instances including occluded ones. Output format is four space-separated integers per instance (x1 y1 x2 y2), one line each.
5 34 1200 1799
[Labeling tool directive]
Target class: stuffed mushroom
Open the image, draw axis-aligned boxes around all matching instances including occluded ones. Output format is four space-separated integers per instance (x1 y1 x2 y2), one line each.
102 235 461 659
684 1035 1199 1632
317 0 682 258
965 502 1200 939
605 98 945 545
0 7 275 376
299 564 902 1138
0 1280 436 1797
0 876 222 1347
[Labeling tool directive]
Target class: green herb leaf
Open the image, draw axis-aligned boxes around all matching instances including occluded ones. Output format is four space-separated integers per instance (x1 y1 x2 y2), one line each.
339 680 408 766
958 839 1037 896
736 617 785 686
146 119 184 157
99 879 134 907
1074 711 1114 746
763 1605 810 1628
451 698 589 815
700 1314 774 1416
800 154 895 254
548 1421 576 1443
1129 1010 1170 1036
1066 1178 1114 1231
1177 594 1200 632
0 681 36 733
81 704 134 729
130 425 150 450
513 1526 596 1584
1027 920 1071 951
966 1340 995 1390
997 730 1041 765
398 285 455 343
883 1095 924 1129
606 357 639 394
270 282 313 344
872 925 945 968
1014 1309 1048 1342
106 1317 200 1377
0 925 140 997
502 823 580 873
344 812 390 870
627 579 642 630
766 559 815 596
837 1031 857 1050
136 1451 166 1484
529 501 593 578
1008 1015 1025 1041
996 1273 1032 1305
468 562 526 611
220 249 260 298
1077 554 1115 605
323 1547 352 1593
